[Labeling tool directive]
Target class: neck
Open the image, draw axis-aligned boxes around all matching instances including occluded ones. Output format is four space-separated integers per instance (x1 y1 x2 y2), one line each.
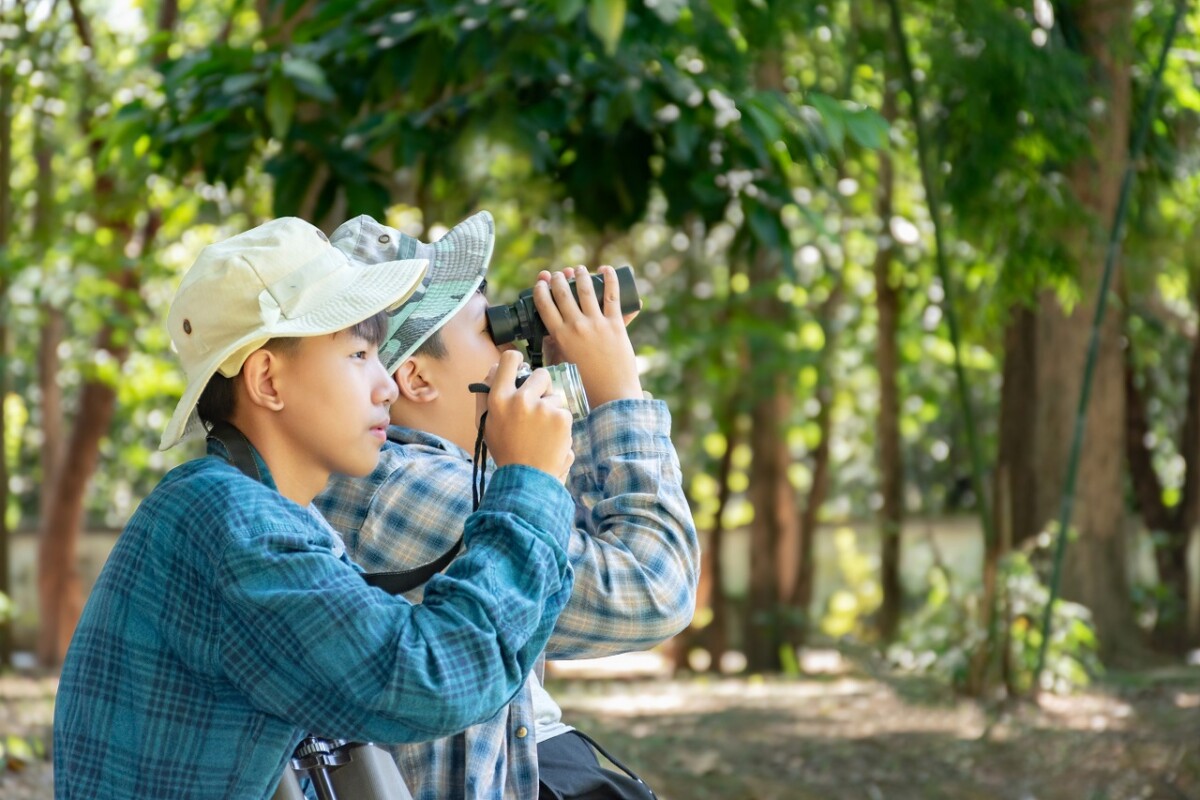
390 404 475 455
228 412 327 505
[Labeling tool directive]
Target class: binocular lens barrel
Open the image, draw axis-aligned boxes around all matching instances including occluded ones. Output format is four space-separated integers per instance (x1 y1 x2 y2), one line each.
485 304 525 346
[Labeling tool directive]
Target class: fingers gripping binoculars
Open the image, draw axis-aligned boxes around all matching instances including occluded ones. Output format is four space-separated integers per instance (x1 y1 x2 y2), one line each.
485 265 640 368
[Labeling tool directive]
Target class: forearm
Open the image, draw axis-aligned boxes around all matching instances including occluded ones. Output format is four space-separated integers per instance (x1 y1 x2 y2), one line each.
220 467 576 742
548 400 700 658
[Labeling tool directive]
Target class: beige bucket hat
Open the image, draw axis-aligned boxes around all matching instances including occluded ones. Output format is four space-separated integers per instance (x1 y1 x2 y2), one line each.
159 217 428 450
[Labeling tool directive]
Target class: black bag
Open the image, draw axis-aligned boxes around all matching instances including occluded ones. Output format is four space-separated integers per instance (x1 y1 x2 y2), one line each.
537 731 657 800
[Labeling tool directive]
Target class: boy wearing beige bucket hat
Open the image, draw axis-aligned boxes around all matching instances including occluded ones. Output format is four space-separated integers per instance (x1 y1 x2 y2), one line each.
53 217 579 800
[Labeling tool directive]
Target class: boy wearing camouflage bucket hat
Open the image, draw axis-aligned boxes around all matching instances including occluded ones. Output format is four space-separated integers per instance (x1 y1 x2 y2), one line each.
316 210 699 800
54 217 579 800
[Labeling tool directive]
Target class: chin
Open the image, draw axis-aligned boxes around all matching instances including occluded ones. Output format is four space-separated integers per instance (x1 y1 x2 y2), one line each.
338 453 382 478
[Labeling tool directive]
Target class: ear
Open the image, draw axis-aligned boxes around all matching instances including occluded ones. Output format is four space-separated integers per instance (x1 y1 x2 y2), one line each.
239 348 286 412
393 356 438 404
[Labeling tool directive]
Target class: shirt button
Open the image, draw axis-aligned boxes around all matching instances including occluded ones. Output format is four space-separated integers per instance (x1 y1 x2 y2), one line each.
515 726 528 739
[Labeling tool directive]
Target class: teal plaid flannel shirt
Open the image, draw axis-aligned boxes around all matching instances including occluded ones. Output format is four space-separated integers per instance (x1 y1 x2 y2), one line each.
315 398 700 799
54 438 574 800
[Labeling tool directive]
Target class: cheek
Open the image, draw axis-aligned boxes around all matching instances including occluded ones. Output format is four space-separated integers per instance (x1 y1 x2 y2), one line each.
469 339 503 375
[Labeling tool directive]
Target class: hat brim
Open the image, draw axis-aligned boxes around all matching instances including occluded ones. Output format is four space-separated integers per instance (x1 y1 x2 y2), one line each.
158 255 429 450
330 211 495 375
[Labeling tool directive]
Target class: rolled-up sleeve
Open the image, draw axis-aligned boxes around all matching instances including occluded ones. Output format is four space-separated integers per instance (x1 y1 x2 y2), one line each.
547 399 699 659
216 466 575 743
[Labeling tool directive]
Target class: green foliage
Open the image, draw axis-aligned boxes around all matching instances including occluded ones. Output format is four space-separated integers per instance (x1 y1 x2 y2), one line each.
3 0 1198 686
819 527 884 638
0 0 274 529
887 533 1103 695
3 394 26 530
136 0 879 242
0 732 46 776
1002 543 1102 693
587 0 627 55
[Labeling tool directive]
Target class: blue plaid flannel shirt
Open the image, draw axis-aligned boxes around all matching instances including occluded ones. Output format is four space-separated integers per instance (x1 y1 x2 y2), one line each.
54 438 575 800
316 398 700 799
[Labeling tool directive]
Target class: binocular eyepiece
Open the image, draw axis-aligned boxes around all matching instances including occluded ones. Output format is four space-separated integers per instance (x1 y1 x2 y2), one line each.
485 265 640 368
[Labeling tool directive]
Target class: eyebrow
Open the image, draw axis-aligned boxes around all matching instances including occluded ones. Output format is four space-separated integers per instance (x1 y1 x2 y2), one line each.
477 280 488 297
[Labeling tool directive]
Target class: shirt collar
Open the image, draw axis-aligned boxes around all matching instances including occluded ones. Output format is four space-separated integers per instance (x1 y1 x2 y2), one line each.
205 432 280 492
385 424 473 461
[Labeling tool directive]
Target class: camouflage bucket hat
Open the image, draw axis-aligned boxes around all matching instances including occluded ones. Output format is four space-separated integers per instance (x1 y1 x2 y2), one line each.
331 211 494 373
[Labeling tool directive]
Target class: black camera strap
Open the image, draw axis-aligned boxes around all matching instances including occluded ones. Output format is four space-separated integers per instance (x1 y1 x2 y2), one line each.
206 421 459 596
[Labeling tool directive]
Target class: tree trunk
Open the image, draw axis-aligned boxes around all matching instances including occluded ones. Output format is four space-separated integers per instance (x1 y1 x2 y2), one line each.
0 51 13 665
739 45 799 675
786 249 845 646
1034 0 1141 662
873 87 903 642
975 305 1037 693
34 96 65 536
38 309 65 523
704 402 740 668
744 238 798 672
788 357 833 640
746 386 795 672
995 307 1039 546
668 223 740 673
35 0 172 668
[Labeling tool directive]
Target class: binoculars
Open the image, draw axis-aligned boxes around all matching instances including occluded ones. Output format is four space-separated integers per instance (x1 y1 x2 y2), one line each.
485 265 640 368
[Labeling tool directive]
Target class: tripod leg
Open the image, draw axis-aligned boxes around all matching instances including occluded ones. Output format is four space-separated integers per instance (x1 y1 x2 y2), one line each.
328 743 415 800
271 767 306 800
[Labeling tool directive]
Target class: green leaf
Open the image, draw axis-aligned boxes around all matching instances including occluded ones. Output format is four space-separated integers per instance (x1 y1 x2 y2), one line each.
281 58 332 98
846 107 889 150
265 72 296 140
808 93 845 152
710 0 735 27
221 73 261 95
588 0 627 55
556 0 587 23
747 202 782 251
745 97 783 144
343 180 390 219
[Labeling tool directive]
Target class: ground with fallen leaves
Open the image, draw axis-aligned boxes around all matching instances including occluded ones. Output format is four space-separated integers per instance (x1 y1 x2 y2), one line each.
2 662 1197 799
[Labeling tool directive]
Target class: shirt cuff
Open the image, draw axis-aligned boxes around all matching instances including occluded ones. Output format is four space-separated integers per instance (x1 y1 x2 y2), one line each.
582 398 676 461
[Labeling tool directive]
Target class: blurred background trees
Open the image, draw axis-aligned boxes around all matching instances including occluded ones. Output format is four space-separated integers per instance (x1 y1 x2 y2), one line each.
1 0 1198 693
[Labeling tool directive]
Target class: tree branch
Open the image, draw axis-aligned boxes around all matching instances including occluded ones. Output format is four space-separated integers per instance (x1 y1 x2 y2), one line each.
66 0 94 52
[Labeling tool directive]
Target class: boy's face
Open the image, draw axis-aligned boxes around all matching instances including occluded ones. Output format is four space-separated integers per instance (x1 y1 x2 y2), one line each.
414 291 511 448
275 329 397 480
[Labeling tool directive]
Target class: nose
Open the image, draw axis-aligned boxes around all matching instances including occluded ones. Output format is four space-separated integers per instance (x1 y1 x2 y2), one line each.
373 360 399 406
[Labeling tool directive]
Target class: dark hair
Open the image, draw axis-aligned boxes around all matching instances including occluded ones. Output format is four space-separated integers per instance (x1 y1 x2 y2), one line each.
196 310 391 427
413 329 447 359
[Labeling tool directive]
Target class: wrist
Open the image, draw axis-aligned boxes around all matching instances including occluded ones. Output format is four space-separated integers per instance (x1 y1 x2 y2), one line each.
586 379 644 407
